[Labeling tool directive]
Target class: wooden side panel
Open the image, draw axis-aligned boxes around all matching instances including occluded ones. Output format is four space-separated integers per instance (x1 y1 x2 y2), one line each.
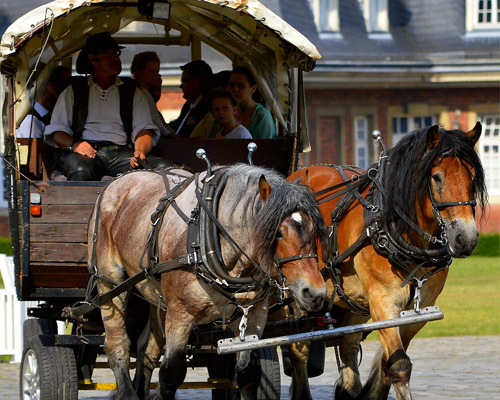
30 204 94 224
26 183 105 291
30 224 88 243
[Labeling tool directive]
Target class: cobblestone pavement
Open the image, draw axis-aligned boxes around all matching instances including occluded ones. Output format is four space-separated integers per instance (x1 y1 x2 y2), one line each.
3 336 499 399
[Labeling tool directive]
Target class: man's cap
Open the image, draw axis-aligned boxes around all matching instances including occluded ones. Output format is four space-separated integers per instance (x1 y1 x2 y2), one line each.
83 32 125 53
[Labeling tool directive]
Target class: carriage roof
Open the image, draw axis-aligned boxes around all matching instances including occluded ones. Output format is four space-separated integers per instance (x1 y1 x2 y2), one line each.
0 0 321 152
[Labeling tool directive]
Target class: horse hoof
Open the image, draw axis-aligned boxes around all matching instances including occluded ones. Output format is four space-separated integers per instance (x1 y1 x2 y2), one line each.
393 381 414 400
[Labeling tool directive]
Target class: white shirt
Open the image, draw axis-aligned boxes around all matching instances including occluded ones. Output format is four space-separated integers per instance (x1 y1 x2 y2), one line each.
16 102 49 138
141 87 174 137
44 76 159 146
219 125 252 139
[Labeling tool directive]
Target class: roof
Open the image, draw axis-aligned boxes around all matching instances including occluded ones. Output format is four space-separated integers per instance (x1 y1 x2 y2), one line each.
276 0 500 87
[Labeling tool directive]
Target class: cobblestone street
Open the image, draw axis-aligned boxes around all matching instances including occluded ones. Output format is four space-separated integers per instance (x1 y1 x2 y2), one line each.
2 336 499 399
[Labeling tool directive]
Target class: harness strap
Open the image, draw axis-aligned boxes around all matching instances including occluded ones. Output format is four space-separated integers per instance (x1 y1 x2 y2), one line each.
195 179 260 272
68 254 196 320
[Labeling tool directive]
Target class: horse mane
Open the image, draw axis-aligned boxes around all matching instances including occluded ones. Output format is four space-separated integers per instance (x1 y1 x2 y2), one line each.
382 126 487 237
218 164 327 273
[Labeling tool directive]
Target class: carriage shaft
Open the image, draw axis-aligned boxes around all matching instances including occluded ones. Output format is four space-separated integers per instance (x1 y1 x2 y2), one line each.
217 306 443 354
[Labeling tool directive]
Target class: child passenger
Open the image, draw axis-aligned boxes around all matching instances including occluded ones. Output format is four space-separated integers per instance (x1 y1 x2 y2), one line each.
207 88 252 139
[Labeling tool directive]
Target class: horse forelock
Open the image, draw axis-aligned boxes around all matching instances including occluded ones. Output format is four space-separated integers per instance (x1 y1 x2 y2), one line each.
252 181 327 274
215 164 325 274
383 127 487 236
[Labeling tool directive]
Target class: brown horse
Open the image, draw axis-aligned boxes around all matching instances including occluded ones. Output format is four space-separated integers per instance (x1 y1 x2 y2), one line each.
286 123 487 400
87 164 327 400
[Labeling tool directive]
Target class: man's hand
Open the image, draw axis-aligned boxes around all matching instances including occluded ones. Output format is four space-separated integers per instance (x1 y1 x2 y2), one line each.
72 141 97 158
131 150 147 168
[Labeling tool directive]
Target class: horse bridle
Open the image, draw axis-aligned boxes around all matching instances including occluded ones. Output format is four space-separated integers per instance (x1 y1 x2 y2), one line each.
426 149 477 246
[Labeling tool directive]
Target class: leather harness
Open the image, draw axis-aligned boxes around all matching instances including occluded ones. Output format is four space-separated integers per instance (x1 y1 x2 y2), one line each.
313 149 476 317
65 166 317 325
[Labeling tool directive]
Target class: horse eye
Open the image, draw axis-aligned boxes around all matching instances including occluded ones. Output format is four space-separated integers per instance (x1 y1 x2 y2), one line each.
276 229 284 239
431 174 442 184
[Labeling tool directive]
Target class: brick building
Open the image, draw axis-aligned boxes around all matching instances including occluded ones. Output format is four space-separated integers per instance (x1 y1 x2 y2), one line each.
1 0 499 232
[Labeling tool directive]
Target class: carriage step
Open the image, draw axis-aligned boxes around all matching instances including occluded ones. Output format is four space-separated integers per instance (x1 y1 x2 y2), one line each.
217 306 443 354
78 379 233 390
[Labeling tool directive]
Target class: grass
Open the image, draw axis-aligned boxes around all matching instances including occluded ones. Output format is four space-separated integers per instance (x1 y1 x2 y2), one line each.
364 256 500 340
0 237 498 336
415 256 500 337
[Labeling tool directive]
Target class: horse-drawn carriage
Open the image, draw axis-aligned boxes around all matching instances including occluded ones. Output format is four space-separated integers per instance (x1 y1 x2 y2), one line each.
1 1 486 399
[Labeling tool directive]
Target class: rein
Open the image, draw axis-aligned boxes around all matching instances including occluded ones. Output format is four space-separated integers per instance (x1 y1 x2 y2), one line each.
314 147 477 316
66 166 317 332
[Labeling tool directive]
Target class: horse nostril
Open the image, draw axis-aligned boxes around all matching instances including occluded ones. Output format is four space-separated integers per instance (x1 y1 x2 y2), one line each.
302 287 313 301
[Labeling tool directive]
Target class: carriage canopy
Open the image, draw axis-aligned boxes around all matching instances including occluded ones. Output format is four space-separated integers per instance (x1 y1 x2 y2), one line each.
0 0 321 153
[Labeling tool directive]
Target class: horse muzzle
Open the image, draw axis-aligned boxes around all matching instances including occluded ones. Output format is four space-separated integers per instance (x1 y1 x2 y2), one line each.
288 279 327 312
445 219 479 258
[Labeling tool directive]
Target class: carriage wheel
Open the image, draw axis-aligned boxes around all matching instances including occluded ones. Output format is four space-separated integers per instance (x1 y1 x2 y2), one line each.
20 335 78 400
23 318 58 348
256 347 281 400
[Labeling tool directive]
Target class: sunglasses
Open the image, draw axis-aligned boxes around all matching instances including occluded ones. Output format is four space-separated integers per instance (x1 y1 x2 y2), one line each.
94 49 122 58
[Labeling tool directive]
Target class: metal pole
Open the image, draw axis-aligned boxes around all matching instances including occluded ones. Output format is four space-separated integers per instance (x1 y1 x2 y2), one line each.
217 306 443 355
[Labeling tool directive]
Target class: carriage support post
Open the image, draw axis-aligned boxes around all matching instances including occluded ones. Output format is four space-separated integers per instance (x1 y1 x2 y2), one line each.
217 306 443 354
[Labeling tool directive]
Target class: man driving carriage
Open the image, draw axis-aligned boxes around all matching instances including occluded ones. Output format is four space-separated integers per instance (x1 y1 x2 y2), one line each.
44 32 172 181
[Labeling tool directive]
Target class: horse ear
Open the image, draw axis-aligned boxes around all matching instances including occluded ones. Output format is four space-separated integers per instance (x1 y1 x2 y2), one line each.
258 175 272 202
426 125 441 150
466 121 481 145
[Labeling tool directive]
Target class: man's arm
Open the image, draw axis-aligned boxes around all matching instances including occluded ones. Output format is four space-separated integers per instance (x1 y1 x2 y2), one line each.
51 131 97 158
130 130 154 168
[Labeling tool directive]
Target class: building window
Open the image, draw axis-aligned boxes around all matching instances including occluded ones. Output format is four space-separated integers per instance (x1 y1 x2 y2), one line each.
359 0 389 33
309 0 340 34
479 114 500 195
466 0 500 31
392 115 437 146
355 117 370 169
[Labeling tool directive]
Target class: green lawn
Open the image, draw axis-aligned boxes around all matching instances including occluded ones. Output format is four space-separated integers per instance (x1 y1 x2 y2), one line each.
1 246 498 336
364 256 500 340
415 256 500 337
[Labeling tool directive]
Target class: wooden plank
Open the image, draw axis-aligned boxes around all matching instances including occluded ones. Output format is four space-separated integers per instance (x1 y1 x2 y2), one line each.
30 204 94 224
151 137 295 175
30 243 88 263
35 184 105 205
28 265 89 288
30 223 88 243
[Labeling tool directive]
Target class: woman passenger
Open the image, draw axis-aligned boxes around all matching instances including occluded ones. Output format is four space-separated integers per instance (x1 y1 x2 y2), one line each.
229 66 276 139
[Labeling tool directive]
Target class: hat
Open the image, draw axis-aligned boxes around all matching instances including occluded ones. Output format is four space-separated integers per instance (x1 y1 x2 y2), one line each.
76 32 124 75
83 32 125 54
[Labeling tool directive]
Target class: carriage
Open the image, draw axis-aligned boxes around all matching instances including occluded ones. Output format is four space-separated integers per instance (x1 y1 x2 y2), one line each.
1 1 483 400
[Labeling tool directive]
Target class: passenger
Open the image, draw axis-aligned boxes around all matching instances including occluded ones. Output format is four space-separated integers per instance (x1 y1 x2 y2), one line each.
191 70 232 138
229 66 276 139
207 88 252 139
169 60 213 137
131 51 177 137
44 32 172 181
16 66 71 139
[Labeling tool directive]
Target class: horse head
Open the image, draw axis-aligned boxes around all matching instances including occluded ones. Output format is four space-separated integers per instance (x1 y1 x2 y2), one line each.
384 122 487 258
254 174 327 312
421 122 486 257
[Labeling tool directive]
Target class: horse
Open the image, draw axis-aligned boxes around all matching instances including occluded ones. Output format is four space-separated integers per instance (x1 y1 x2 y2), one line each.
87 163 328 400
286 123 487 400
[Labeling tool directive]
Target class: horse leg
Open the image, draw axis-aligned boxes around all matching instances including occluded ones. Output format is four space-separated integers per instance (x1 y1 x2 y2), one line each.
156 310 191 400
288 341 313 400
133 305 165 400
100 288 139 400
390 271 447 400
333 313 366 400
235 350 261 400
359 320 412 399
